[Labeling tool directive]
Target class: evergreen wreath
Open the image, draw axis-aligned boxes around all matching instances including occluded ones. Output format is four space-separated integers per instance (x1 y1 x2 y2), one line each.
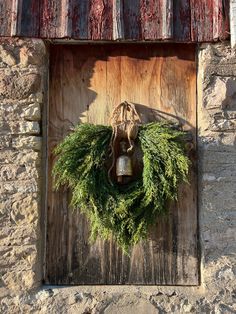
53 121 190 253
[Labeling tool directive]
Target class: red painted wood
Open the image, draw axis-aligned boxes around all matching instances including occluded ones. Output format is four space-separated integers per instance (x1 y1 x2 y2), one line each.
190 0 229 42
88 0 113 40
0 0 230 42
70 0 89 39
190 0 214 42
13 0 40 37
140 0 163 40
173 0 191 42
0 0 13 36
218 0 230 40
40 0 63 38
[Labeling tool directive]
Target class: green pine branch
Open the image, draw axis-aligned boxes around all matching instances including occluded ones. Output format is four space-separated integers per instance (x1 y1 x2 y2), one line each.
53 122 190 254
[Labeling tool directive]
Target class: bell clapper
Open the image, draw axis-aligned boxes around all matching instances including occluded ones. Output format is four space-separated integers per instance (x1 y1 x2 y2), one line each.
117 175 123 183
116 140 133 184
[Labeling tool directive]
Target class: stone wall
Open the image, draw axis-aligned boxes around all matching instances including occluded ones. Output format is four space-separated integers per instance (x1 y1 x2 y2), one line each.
0 39 235 313
0 38 47 295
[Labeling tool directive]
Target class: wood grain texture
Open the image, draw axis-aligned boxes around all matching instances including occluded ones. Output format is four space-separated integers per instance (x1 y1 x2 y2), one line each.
173 0 191 41
230 0 236 47
11 0 40 37
88 0 113 40
0 0 13 36
190 0 213 42
46 44 198 285
112 0 124 40
40 0 63 38
0 0 230 42
140 0 163 40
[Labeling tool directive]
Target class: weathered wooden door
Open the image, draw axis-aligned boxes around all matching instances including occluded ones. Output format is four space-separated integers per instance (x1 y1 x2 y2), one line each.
46 44 198 285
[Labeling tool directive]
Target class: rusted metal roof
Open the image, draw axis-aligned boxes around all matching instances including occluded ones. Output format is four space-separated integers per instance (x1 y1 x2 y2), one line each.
0 0 230 42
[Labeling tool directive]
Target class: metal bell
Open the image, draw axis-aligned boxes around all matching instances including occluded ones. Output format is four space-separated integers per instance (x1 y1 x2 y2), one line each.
116 154 133 177
116 141 133 183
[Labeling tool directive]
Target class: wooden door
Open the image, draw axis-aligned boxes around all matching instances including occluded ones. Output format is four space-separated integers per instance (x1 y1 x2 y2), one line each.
46 44 198 285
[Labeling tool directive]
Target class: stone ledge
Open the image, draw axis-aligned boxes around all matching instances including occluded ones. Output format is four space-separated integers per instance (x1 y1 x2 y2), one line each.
0 283 235 314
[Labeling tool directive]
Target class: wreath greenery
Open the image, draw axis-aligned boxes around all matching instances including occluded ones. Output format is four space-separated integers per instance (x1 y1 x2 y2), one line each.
53 122 190 253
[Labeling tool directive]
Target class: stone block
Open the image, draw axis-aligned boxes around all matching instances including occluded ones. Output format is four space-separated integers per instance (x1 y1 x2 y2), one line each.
0 135 11 148
28 92 44 104
0 245 37 272
17 121 40 135
207 64 236 77
0 47 16 66
0 224 39 246
0 149 40 165
202 76 236 133
0 192 39 226
11 193 39 225
0 103 41 121
20 41 46 67
2 269 36 291
24 103 41 121
0 165 27 181
0 103 24 121
12 135 42 151
0 121 40 135
0 179 39 195
0 164 41 181
0 71 41 100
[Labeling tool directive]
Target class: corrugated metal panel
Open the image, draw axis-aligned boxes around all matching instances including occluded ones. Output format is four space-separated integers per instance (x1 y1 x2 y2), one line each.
0 0 230 42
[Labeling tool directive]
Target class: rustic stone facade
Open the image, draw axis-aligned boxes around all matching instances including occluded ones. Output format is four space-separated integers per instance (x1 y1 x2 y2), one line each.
0 38 46 296
0 39 235 313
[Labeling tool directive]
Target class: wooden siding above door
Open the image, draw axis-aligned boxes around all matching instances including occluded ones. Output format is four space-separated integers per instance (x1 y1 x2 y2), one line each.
0 0 230 42
46 44 198 285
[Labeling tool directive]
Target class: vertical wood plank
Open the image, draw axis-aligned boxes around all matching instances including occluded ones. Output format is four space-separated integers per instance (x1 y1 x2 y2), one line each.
70 0 89 39
88 0 113 40
0 0 13 36
10 0 19 36
46 46 93 283
190 0 214 42
140 0 173 40
173 0 191 41
60 0 70 37
140 0 162 40
11 0 40 37
219 0 230 40
123 0 141 39
213 0 220 40
112 0 124 40
230 0 236 47
162 0 173 39
40 0 63 38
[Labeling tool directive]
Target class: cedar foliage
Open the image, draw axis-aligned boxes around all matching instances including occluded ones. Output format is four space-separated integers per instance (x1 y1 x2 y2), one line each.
53 122 190 253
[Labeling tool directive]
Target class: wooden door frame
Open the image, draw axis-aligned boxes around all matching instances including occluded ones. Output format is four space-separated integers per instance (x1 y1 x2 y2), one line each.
42 42 200 286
